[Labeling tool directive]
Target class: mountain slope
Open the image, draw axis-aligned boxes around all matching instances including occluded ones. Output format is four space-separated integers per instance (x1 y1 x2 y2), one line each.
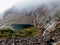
3 7 33 24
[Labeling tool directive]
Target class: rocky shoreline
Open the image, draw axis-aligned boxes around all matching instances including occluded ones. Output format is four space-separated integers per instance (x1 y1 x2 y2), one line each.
0 36 59 45
0 37 41 45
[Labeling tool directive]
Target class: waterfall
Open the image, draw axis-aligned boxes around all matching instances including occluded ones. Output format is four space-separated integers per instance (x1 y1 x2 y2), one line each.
43 21 57 36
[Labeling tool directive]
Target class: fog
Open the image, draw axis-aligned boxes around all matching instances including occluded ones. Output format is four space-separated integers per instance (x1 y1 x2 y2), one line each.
0 0 60 19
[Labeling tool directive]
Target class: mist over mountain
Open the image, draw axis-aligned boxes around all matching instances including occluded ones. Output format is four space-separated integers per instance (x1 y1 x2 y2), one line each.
2 7 33 24
0 0 60 25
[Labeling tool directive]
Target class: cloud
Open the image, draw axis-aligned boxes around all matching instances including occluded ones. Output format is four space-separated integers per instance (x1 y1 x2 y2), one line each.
0 0 60 19
0 0 20 19
0 0 19 13
0 0 59 13
0 0 50 13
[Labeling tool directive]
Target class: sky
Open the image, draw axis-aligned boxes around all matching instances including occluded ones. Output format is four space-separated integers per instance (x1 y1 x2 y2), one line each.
0 0 59 19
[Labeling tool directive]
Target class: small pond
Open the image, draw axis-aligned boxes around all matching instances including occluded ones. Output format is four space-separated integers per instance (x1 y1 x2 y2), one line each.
11 24 33 30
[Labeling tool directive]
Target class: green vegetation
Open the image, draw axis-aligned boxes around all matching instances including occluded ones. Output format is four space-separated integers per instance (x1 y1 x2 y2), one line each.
0 27 36 39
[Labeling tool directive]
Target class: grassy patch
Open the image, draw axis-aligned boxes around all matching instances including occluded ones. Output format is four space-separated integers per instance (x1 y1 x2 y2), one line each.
0 27 36 39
